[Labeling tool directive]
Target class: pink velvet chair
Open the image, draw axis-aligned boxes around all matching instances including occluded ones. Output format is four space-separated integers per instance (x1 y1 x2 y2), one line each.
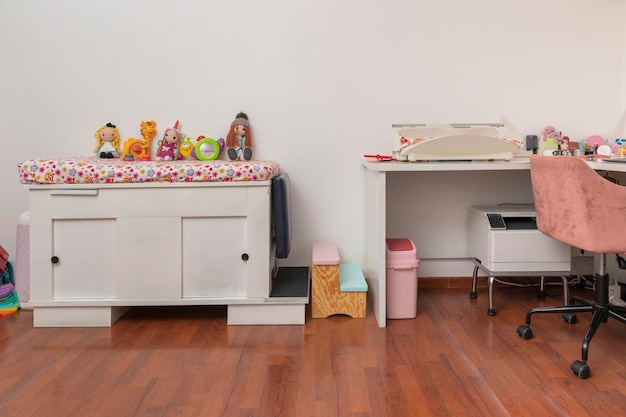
517 155 626 379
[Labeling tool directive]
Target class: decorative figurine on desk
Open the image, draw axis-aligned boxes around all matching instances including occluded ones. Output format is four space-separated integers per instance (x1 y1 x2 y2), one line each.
540 125 561 155
585 135 606 155
226 111 253 161
122 120 157 161
155 120 184 161
94 123 121 158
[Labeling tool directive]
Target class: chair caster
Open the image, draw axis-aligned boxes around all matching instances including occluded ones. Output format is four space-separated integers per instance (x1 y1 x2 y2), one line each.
562 312 577 324
517 324 532 339
487 308 496 316
469 291 477 299
571 360 590 379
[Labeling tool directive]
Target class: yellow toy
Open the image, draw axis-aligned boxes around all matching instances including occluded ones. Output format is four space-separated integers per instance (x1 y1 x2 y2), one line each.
179 136 194 158
122 120 157 161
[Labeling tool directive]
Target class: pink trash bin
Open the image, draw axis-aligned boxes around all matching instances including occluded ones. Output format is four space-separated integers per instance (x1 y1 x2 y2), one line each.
386 238 419 319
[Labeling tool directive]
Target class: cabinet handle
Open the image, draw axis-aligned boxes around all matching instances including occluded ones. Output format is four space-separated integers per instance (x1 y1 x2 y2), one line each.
241 253 249 261
51 256 59 264
49 189 99 196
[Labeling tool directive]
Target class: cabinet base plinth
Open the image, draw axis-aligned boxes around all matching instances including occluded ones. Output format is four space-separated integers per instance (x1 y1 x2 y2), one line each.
227 304 306 325
33 306 130 327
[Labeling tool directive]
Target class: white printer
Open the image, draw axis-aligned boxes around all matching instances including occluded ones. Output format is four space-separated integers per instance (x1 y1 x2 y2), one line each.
468 205 571 273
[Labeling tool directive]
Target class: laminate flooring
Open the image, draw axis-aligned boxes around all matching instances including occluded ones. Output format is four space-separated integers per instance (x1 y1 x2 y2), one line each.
1 285 625 417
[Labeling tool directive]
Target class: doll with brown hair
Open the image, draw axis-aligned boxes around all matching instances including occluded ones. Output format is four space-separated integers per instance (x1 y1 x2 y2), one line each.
94 122 121 158
155 120 184 161
226 111 253 161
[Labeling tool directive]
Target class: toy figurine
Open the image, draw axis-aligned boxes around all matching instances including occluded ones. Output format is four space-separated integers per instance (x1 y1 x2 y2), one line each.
179 136 194 159
122 120 157 161
155 120 183 161
226 111 253 161
541 125 561 154
195 136 225 161
94 123 121 158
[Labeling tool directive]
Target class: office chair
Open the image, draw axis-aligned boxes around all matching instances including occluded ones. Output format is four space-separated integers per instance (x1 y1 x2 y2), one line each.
516 155 626 379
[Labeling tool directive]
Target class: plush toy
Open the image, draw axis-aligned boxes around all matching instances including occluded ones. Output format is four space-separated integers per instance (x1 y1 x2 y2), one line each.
122 120 157 161
94 123 121 158
155 121 184 161
179 136 194 159
226 111 253 161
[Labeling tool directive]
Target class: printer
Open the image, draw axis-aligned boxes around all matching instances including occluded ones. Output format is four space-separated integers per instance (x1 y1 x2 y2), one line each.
468 205 571 273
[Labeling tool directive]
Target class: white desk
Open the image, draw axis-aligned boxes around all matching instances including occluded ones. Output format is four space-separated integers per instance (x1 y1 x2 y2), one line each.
363 157 626 327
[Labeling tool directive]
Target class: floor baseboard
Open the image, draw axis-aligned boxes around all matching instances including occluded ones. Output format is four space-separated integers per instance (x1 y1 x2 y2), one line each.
418 276 578 289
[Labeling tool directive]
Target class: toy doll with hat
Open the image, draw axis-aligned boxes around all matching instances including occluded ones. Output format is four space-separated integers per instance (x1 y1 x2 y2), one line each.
155 120 184 161
226 111 253 161
94 122 121 158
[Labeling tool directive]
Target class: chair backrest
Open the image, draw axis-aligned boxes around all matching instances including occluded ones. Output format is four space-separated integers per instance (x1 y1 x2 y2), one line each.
530 155 626 254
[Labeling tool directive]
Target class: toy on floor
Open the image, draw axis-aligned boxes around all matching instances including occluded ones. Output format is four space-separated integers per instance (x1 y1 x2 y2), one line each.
155 120 184 161
1 250 20 317
226 111 253 161
122 120 157 161
94 123 121 158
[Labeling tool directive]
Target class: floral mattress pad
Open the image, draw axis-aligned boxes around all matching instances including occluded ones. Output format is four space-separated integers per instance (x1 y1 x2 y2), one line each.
18 157 281 185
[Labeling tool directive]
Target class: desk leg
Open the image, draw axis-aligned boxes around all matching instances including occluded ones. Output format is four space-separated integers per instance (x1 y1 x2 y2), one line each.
488 274 496 316
364 168 387 327
470 264 479 298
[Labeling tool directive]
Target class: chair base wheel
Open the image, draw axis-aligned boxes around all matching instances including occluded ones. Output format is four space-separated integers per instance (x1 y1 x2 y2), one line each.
487 308 496 316
517 324 532 339
562 312 577 324
469 291 477 299
571 360 590 379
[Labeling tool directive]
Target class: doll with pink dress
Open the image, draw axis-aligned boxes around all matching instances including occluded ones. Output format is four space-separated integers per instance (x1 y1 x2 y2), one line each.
155 121 183 161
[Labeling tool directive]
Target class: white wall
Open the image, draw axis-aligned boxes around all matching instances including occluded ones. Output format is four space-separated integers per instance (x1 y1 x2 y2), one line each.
0 0 624 270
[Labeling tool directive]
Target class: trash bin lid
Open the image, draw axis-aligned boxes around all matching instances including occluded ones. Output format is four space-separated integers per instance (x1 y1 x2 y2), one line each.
386 238 414 252
386 238 419 267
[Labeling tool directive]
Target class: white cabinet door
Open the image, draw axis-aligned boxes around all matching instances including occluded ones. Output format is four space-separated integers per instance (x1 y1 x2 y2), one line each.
182 217 247 298
52 217 183 301
52 219 117 299
116 217 182 300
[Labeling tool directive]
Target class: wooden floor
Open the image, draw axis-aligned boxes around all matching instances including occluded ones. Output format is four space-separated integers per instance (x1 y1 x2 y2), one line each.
1 285 626 417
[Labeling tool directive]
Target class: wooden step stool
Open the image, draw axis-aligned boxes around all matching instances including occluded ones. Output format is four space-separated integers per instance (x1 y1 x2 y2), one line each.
311 242 368 318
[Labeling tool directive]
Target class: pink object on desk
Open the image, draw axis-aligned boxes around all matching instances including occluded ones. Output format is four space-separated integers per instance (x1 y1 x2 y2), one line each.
585 135 605 147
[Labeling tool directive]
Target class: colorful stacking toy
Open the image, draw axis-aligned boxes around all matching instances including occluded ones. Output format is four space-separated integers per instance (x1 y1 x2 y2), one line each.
0 246 20 317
